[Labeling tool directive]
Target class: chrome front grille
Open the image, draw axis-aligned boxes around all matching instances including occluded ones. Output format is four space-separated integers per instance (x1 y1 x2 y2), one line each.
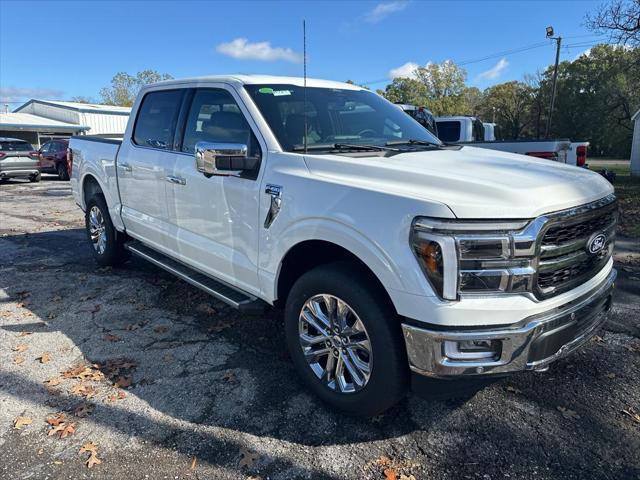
534 196 617 299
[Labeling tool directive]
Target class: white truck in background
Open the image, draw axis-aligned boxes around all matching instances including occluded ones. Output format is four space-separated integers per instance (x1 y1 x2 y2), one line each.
69 75 617 416
436 116 571 163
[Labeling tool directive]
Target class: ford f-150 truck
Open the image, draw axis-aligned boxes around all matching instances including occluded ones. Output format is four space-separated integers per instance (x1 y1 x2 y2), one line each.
435 116 571 162
70 75 617 416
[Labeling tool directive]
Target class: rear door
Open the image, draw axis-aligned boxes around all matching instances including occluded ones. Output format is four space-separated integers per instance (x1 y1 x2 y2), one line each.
0 140 38 172
116 89 185 251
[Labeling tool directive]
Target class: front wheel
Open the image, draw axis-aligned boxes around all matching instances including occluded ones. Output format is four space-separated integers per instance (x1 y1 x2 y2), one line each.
284 263 408 416
29 173 41 183
84 195 130 266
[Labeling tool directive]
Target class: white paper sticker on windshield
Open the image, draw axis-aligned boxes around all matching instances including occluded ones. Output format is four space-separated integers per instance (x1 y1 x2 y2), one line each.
273 90 292 96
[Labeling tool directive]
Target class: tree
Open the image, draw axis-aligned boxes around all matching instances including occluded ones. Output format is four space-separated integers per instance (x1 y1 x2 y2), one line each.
462 87 484 116
414 61 468 115
381 77 429 105
69 96 96 104
587 0 640 46
100 70 173 106
478 81 534 139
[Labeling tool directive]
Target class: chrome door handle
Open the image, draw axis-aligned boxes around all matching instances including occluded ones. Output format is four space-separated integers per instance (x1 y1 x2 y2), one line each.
119 162 132 172
165 175 186 185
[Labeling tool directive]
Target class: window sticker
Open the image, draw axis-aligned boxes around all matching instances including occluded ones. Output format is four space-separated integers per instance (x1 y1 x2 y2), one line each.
258 87 274 94
273 90 292 96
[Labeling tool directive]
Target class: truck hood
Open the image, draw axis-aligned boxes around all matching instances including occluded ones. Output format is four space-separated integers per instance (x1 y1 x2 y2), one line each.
303 146 614 219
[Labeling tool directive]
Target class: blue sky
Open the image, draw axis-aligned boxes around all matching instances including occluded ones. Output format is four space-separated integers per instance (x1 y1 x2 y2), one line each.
0 0 606 106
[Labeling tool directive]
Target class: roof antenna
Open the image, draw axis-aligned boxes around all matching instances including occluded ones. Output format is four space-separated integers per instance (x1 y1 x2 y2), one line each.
303 19 308 154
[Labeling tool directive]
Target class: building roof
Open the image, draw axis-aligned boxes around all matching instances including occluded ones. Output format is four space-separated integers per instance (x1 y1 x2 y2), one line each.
633 109 640 121
0 112 90 132
145 74 363 91
15 99 131 115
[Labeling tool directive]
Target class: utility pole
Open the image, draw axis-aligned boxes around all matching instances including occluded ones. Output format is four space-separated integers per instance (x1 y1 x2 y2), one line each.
545 26 561 138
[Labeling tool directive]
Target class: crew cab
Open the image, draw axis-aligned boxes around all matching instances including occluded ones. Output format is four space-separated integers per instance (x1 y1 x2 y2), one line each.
70 75 617 416
435 116 571 162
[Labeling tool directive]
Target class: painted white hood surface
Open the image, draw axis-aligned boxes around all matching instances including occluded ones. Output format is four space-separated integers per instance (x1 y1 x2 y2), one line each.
304 146 614 219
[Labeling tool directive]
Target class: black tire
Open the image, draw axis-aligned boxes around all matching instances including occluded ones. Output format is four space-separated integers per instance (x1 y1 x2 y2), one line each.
84 194 130 266
284 262 408 417
29 173 41 183
57 163 69 181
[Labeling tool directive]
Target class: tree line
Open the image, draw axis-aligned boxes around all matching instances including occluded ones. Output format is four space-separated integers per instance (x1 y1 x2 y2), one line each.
378 44 639 158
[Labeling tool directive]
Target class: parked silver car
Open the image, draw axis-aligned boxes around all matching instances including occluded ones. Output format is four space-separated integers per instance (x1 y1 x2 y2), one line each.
0 137 41 182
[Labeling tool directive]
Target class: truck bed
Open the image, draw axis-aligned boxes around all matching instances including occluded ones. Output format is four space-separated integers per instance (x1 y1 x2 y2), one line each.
458 139 571 162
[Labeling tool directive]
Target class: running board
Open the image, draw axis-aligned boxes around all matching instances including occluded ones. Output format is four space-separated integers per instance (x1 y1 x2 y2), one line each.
126 242 267 314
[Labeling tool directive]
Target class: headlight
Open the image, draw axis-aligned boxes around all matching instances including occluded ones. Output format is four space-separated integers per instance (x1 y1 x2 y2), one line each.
411 217 534 300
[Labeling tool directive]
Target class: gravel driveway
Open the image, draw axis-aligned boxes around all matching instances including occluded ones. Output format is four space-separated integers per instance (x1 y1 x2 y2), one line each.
1 177 639 480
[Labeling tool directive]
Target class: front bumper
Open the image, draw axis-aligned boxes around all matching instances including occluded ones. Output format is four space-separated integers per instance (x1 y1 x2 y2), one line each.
402 268 616 377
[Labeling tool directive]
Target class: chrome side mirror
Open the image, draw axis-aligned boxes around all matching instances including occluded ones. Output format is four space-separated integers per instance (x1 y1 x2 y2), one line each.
194 141 249 177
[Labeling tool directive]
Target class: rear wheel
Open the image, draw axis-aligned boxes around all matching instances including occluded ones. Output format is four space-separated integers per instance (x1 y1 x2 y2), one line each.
85 194 130 266
284 263 408 416
29 173 41 183
57 163 69 181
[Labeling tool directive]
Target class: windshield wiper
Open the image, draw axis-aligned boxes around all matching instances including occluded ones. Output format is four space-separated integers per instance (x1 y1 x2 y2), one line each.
291 143 396 152
386 139 443 148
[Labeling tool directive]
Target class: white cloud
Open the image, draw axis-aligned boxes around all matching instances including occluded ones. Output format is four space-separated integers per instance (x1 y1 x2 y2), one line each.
475 58 509 81
0 86 64 103
364 1 408 24
388 61 432 80
216 38 302 63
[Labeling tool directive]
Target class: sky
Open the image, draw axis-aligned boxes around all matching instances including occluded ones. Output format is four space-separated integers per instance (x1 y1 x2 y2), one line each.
0 0 608 106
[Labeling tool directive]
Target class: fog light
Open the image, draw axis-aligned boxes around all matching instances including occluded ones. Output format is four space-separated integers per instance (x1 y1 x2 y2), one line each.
444 339 502 361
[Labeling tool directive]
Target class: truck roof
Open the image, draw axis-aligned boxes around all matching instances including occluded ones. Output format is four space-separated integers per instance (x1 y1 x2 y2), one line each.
145 75 364 91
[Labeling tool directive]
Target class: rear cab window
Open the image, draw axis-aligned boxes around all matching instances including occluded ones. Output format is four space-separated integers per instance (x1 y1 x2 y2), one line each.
133 90 184 150
435 121 461 143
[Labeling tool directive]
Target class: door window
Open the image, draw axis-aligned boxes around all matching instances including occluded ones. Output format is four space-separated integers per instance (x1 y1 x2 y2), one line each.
40 143 51 153
181 89 260 157
133 90 183 150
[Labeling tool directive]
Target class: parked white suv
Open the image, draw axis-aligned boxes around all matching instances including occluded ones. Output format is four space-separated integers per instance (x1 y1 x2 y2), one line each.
69 75 617 416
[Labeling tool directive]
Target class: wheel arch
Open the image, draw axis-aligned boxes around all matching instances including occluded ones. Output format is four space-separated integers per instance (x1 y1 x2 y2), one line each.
275 239 397 314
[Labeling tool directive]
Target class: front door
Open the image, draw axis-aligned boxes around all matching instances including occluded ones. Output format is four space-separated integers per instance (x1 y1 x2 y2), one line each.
165 87 264 295
117 88 184 251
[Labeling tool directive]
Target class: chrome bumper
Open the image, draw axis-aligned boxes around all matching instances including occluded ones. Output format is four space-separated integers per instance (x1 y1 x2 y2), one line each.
402 269 616 377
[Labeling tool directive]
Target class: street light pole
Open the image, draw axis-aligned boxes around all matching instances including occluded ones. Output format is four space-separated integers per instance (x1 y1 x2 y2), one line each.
545 26 561 138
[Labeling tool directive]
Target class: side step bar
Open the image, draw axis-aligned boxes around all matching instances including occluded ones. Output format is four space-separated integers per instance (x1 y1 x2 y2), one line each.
126 242 268 314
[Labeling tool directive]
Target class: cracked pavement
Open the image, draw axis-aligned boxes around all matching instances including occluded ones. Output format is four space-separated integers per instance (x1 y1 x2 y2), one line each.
1 177 639 479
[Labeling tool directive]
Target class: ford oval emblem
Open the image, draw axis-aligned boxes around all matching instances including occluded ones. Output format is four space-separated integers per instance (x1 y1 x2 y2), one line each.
587 233 607 254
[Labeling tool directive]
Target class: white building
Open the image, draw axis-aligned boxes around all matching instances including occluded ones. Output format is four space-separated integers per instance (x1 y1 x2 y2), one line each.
0 100 130 147
632 108 640 176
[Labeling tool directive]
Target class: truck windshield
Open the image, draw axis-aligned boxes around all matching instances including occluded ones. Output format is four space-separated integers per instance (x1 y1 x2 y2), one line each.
245 84 442 152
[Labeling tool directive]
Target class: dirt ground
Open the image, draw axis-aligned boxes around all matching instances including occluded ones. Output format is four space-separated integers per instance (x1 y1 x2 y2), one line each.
1 176 639 480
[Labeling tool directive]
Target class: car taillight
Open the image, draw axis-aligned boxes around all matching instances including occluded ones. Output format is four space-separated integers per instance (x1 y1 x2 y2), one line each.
526 151 557 161
66 148 73 174
576 145 587 167
0 152 5 159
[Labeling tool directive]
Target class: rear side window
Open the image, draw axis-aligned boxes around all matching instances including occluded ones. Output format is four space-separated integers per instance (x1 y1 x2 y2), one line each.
436 121 461 143
133 90 183 150
181 89 260 157
0 141 33 151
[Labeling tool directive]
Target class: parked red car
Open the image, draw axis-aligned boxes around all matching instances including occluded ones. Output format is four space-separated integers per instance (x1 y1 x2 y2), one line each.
38 139 70 180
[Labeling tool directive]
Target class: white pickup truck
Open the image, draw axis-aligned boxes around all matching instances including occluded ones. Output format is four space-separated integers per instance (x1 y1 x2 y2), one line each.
436 116 571 162
70 75 617 416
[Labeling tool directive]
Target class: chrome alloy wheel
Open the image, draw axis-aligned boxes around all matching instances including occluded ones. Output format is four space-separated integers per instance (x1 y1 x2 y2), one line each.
88 206 107 255
298 294 373 393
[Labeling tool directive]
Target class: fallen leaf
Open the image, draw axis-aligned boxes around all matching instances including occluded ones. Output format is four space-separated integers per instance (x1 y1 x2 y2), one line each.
153 326 169 333
220 372 237 384
108 390 127 402
37 352 51 364
375 456 392 466
51 295 62 302
79 442 101 468
592 335 605 344
44 377 62 386
17 290 31 299
70 383 97 398
370 414 385 424
399 475 416 480
103 334 122 342
14 356 25 365
90 304 101 314
207 320 233 333
622 407 640 424
73 403 95 418
238 447 259 469
384 468 398 480
14 416 32 430
506 385 522 394
557 406 580 420
605 372 616 379
13 344 28 352
46 413 66 426
47 313 56 320
48 421 76 439
190 457 197 470
17 331 33 337
79 294 95 302
114 375 132 389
